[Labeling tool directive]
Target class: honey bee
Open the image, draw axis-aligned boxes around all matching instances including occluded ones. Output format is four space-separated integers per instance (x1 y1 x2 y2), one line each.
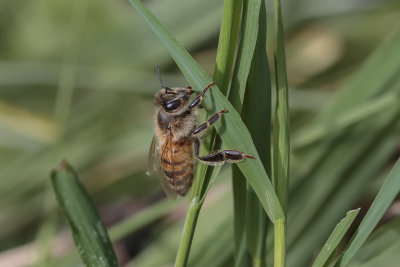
147 65 255 198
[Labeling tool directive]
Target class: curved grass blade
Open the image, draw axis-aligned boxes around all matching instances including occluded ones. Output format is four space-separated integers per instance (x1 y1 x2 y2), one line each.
312 209 360 267
50 160 119 267
337 157 400 266
128 0 284 223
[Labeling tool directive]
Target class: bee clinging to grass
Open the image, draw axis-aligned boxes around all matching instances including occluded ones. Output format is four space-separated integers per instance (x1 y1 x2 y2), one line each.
147 65 255 198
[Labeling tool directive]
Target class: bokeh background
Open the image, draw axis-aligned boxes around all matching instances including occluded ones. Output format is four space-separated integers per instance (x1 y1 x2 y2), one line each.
1 0 400 266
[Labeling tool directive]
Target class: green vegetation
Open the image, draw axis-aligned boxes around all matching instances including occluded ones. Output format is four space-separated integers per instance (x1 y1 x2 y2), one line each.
0 0 400 267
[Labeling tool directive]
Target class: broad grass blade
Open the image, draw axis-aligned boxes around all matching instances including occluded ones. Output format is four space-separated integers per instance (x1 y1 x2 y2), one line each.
50 160 119 267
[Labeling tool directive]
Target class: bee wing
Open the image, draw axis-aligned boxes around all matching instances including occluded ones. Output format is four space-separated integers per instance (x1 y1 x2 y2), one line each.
159 132 178 200
146 135 159 176
159 173 177 200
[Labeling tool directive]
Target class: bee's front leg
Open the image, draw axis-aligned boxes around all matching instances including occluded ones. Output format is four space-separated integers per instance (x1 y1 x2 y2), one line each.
189 81 215 109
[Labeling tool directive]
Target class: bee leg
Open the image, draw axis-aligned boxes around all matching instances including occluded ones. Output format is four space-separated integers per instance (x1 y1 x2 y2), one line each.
192 109 227 136
189 81 215 109
193 138 255 165
196 147 255 165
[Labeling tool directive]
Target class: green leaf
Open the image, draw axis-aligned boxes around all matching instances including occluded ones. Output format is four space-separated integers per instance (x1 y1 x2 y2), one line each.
312 209 360 267
50 160 119 267
338 157 400 266
128 0 284 223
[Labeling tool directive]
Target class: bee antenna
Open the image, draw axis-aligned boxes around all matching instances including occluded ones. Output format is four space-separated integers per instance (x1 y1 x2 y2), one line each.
156 64 166 90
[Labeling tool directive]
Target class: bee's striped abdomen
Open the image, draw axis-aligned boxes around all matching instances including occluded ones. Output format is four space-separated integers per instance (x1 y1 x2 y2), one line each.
161 137 194 196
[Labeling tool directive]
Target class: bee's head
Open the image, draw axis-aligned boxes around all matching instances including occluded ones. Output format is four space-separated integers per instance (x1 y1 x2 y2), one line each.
157 88 193 113
155 64 193 113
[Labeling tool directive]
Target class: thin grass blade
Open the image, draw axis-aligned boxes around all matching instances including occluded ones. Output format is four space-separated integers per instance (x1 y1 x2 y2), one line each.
338 157 400 266
312 209 360 267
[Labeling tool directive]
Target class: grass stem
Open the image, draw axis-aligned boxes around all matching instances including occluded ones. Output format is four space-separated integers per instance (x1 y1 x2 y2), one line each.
174 197 201 267
274 218 286 267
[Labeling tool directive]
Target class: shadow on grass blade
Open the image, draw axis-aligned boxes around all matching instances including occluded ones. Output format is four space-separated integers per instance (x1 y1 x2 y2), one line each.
51 160 119 267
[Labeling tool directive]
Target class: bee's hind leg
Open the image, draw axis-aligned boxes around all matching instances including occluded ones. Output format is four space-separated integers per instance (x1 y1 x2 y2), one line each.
193 137 255 165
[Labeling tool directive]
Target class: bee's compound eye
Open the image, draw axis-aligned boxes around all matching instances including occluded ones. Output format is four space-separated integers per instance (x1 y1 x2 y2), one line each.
163 99 181 111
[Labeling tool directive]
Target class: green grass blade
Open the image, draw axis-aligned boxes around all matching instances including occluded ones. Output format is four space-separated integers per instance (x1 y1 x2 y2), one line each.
214 0 243 94
272 0 289 216
218 1 263 264
245 186 267 267
230 0 262 111
232 167 249 267
312 209 360 267
338 157 400 266
272 0 290 266
347 216 400 267
128 0 284 222
241 1 271 265
50 160 119 267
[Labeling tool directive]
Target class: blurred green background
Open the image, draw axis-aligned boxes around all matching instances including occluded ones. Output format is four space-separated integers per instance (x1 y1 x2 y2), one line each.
1 0 400 266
